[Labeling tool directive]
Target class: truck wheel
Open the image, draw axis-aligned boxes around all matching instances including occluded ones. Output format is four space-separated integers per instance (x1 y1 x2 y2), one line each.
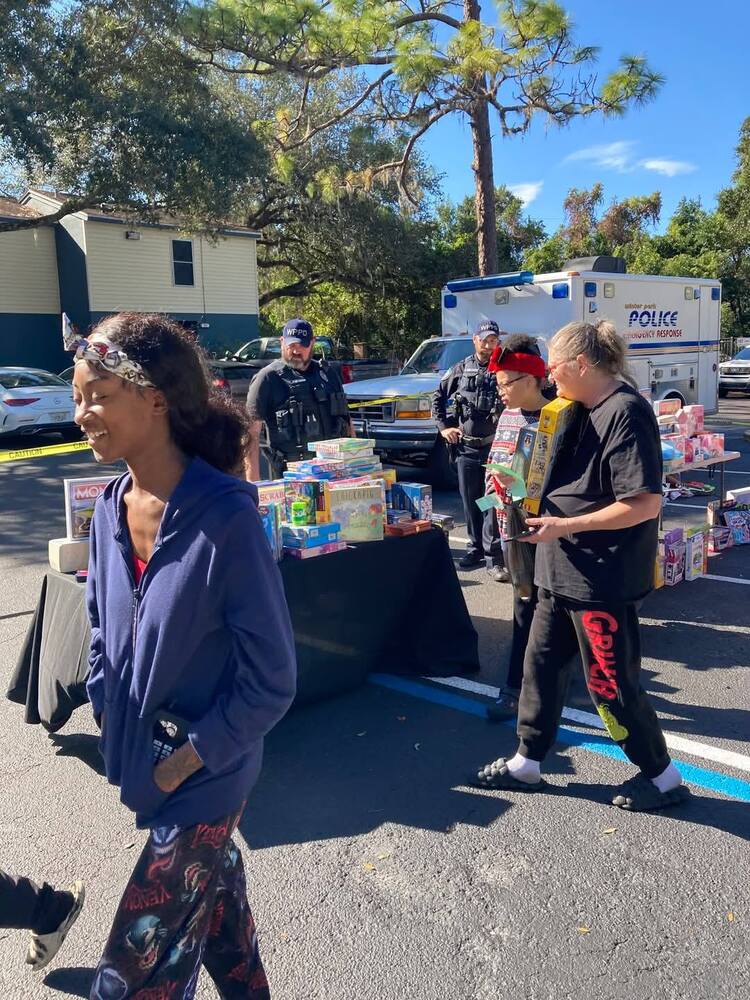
428 437 458 491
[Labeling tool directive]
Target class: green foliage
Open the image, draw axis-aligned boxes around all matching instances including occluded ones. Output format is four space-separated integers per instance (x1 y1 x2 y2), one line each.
0 1 268 229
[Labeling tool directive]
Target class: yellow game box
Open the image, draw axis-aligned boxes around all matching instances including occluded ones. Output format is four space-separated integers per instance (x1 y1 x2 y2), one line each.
522 397 579 515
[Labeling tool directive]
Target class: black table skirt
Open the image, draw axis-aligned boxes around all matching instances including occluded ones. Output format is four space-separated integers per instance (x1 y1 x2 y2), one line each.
7 528 479 731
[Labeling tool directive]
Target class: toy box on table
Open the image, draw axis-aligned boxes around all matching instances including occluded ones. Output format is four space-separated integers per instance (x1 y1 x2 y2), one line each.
313 438 376 459
256 480 287 506
390 482 432 521
328 484 385 541
285 541 349 559
281 522 341 549
283 479 331 525
523 398 578 515
385 519 432 537
259 502 283 561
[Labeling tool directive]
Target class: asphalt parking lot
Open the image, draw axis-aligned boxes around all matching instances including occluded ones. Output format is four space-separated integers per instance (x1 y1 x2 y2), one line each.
1 413 749 1000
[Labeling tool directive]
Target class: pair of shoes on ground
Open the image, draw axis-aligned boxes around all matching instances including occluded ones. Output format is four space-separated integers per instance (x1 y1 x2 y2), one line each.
26 881 85 972
469 757 691 812
456 552 510 583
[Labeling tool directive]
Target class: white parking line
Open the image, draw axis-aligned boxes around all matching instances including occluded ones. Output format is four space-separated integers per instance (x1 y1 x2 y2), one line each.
428 675 750 774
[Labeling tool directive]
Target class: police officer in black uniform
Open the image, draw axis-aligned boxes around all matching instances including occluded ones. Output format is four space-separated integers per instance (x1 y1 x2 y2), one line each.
433 320 508 581
245 318 353 481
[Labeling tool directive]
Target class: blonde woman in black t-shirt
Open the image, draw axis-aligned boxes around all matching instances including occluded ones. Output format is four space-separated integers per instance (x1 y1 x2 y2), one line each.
473 320 689 812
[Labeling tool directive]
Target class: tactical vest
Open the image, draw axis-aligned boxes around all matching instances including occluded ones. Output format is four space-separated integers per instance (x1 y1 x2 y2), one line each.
267 361 350 459
453 356 500 437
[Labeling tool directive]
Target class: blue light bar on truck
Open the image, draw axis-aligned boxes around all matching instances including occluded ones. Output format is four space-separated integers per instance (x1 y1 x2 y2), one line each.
445 271 534 293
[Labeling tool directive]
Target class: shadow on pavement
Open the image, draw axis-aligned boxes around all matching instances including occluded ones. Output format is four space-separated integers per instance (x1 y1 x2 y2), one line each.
552 780 750 842
43 965 95 996
240 684 514 850
48 733 106 777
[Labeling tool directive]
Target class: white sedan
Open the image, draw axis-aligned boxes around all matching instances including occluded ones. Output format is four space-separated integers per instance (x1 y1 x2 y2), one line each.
0 367 78 439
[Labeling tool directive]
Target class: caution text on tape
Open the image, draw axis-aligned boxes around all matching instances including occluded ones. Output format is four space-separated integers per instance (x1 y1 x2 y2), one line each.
0 441 91 463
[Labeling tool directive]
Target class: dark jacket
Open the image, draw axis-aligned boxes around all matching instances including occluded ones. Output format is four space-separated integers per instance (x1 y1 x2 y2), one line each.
86 457 297 830
432 354 501 443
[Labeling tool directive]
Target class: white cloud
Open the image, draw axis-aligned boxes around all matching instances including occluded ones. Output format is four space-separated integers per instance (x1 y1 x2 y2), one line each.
639 158 697 177
508 180 543 206
563 142 698 179
564 141 637 172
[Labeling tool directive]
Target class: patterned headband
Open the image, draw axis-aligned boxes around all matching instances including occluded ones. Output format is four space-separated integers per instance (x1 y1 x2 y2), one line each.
63 314 155 389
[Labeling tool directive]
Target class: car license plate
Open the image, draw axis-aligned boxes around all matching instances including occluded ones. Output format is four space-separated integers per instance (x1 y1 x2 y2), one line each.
50 412 68 422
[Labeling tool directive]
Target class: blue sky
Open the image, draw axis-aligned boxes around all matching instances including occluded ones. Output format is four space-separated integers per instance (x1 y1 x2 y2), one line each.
420 0 749 234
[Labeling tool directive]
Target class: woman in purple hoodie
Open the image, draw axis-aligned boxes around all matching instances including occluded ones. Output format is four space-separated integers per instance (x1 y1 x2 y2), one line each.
70 313 297 1000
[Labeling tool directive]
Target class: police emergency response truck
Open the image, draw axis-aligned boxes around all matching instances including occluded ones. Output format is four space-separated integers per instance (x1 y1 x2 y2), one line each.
442 257 721 411
344 257 721 487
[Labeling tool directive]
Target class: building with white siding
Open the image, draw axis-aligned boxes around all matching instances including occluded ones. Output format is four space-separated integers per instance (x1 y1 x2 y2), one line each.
0 197 62 370
0 190 261 371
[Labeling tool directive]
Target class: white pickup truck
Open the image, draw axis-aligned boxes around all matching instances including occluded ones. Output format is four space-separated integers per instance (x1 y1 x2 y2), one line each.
343 335 475 488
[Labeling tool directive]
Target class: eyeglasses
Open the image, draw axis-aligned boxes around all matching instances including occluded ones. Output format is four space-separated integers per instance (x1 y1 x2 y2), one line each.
547 359 573 375
495 374 528 390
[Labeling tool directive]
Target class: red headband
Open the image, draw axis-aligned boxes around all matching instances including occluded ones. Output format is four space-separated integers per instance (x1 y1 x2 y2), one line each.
488 347 546 379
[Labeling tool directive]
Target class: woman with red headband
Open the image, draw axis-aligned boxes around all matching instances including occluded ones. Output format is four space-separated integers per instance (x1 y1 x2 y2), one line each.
483 334 550 721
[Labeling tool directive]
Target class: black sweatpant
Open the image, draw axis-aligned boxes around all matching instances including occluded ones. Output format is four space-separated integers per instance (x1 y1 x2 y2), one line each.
0 870 73 934
517 589 671 779
505 585 537 692
456 446 499 564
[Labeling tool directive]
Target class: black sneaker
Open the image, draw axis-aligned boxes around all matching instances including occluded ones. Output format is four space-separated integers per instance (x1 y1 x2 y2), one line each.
486 691 520 721
458 551 484 569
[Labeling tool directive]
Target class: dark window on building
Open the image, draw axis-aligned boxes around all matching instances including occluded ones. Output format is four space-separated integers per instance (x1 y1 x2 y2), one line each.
172 239 194 286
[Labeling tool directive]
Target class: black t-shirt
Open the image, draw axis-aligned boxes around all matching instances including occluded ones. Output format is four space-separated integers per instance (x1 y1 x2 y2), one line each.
534 384 663 604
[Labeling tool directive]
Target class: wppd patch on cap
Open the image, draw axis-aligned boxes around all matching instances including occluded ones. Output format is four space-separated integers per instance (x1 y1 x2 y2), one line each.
476 320 500 339
282 319 314 346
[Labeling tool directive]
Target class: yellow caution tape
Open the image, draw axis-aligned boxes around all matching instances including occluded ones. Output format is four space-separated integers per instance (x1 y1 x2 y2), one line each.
347 394 429 410
0 440 91 463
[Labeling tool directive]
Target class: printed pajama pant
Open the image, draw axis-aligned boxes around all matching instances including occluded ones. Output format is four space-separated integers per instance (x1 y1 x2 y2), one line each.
517 589 671 778
90 805 269 1000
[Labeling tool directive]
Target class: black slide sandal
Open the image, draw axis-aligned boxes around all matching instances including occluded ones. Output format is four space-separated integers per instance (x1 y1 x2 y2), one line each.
470 756 546 792
612 775 691 812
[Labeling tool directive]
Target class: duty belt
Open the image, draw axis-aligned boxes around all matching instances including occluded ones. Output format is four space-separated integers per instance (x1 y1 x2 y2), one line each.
462 434 495 447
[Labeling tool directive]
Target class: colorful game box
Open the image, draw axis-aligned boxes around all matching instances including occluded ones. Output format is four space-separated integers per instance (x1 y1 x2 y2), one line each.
385 519 433 537
510 426 538 484
283 479 331 525
685 527 707 581
523 398 578 515
391 482 433 521
281 522 341 548
63 476 115 540
284 541 349 559
313 438 376 459
258 502 283 561
329 484 385 541
256 479 286 507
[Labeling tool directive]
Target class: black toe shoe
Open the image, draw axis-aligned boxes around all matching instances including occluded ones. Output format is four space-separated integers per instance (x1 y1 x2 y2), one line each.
458 551 484 569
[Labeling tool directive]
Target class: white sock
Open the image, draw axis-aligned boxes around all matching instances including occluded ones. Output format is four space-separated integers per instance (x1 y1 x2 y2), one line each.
651 762 682 793
506 752 541 784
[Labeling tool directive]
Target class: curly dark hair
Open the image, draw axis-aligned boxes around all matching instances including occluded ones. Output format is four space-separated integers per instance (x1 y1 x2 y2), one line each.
501 333 542 357
89 312 249 474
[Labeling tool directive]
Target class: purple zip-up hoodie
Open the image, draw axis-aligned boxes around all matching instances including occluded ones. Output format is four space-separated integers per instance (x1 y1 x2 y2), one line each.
86 456 297 830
